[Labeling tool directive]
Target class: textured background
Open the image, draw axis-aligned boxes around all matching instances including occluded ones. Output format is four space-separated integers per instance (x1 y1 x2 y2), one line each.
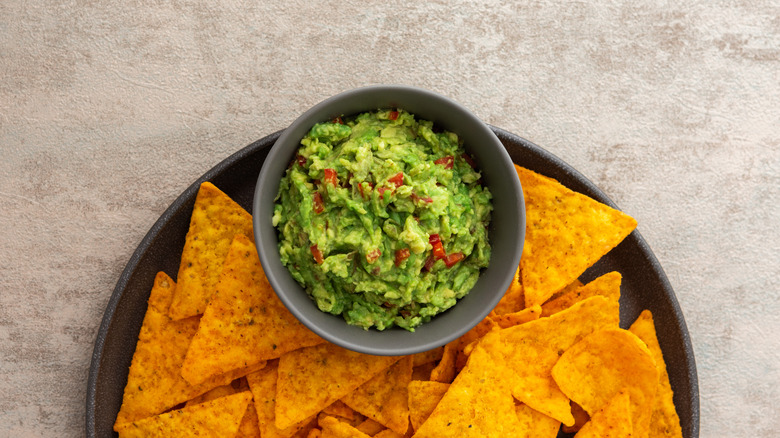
1 1 778 437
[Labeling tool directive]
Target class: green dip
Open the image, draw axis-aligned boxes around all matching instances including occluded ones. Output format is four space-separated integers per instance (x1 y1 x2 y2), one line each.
273 109 492 331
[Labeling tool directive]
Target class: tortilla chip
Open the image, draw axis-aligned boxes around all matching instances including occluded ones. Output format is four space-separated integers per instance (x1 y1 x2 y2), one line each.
629 310 683 438
514 165 637 307
562 401 590 434
169 182 255 320
319 416 372 438
355 418 385 436
552 328 658 438
114 272 265 430
342 356 412 434
514 403 561 438
374 430 405 438
185 384 237 407
236 399 262 438
450 316 500 373
492 264 524 315
484 295 620 426
181 234 324 386
411 342 522 437
429 341 457 383
115 391 252 438
542 272 622 317
411 347 444 367
323 401 357 421
411 361 436 381
493 305 542 329
307 430 322 438
275 343 401 430
246 360 316 438
574 390 633 438
407 381 450 431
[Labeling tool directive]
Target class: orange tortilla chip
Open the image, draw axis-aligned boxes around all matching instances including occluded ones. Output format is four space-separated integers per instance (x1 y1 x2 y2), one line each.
514 165 637 307
275 343 401 430
411 347 444 367
562 401 590 434
342 356 412 434
114 272 264 430
428 341 457 383
169 182 255 320
355 418 385 436
411 342 522 437
184 384 237 407
181 234 324 386
574 390 633 438
629 310 683 438
411 361 436 381
115 391 252 438
307 430 322 438
319 416 372 438
182 379 262 437
542 272 622 317
407 381 450 431
322 401 356 421
493 305 542 329
552 328 658 438
483 296 620 426
514 403 561 438
492 264 524 315
246 360 316 438
373 430 405 438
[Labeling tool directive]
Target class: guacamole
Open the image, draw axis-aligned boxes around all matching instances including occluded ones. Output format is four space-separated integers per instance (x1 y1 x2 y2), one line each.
273 109 492 331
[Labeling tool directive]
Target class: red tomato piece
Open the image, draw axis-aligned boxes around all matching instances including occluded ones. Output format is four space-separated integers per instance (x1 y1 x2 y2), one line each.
332 116 344 124
394 248 410 267
429 234 446 260
377 186 390 199
434 156 454 169
310 245 324 264
312 192 324 214
323 168 338 187
388 110 399 120
423 254 437 272
366 249 381 264
387 172 404 187
444 252 464 268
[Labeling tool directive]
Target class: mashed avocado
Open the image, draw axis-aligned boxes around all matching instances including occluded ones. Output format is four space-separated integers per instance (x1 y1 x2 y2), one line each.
273 109 492 331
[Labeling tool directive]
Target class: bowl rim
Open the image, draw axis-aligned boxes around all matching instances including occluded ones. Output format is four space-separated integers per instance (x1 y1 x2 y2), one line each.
253 85 525 355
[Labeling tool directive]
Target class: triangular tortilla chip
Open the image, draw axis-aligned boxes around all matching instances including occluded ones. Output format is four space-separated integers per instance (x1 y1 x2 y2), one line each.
407 381 450 432
629 310 683 438
114 272 265 430
575 390 633 438
275 343 401 430
541 271 622 317
492 264 524 315
181 234 325 386
411 342 523 437
342 356 412 434
514 165 637 307
115 391 252 438
322 401 357 421
169 182 255 320
355 418 386 436
411 347 444 367
492 305 542 329
319 416 372 438
552 328 658 438
483 296 620 426
246 360 316 438
514 403 561 438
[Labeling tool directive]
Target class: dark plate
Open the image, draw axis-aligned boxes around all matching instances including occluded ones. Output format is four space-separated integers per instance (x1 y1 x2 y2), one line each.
87 128 699 437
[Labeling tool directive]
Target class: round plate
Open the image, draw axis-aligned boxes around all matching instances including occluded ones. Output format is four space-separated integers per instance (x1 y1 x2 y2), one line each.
86 128 699 437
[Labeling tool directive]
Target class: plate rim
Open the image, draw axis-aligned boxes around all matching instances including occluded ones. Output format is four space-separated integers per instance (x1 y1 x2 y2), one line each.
86 127 699 437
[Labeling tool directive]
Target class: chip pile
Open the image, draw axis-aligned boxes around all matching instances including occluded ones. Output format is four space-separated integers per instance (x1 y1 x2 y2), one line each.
113 167 683 437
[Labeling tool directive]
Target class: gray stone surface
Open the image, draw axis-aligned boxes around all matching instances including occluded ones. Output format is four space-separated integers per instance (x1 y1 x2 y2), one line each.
1 1 778 436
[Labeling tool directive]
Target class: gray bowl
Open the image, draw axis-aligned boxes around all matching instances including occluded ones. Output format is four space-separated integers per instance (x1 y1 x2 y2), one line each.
253 85 525 355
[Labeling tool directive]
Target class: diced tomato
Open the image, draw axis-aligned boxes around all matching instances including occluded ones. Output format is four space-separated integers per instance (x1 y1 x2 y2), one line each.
323 168 338 187
387 172 404 187
429 234 446 260
411 193 433 204
394 248 410 267
366 249 381 264
312 192 324 214
357 181 374 199
388 110 399 120
444 252 464 268
310 245 324 264
461 153 477 169
377 186 390 199
434 156 454 169
424 254 436 271
332 116 344 124
296 154 307 167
